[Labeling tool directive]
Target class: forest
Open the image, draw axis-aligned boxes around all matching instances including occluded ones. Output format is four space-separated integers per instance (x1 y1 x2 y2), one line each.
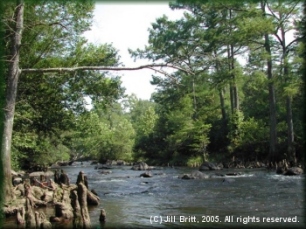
0 0 305 202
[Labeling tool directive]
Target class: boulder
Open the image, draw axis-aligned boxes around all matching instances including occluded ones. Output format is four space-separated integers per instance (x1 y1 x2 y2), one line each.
199 165 210 171
199 162 221 171
140 172 152 178
226 172 241 176
132 162 149 170
181 174 195 180
116 160 125 166
283 167 303 176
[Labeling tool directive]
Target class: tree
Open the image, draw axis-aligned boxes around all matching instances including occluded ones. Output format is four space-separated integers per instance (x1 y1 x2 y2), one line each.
1 0 188 202
72 102 135 163
265 1 303 165
125 96 158 160
12 42 123 169
129 0 304 166
0 0 5 223
242 0 303 165
2 0 24 201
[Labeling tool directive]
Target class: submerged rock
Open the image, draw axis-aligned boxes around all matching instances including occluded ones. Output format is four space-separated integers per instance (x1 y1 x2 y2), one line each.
95 165 113 170
100 170 112 175
180 171 209 180
191 171 210 179
222 178 235 183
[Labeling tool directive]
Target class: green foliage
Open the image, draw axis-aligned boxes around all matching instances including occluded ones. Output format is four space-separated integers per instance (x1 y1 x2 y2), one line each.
227 111 269 159
3 0 126 168
186 155 203 167
130 1 304 165
73 103 135 163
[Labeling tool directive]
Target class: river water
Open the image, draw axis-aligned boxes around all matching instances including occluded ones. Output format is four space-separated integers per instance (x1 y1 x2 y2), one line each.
4 163 305 228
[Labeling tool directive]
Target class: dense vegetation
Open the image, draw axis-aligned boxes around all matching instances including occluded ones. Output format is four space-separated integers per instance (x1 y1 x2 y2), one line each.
130 0 305 166
2 0 305 173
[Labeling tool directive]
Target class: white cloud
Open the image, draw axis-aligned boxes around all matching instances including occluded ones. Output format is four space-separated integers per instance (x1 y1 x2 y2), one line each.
83 3 184 100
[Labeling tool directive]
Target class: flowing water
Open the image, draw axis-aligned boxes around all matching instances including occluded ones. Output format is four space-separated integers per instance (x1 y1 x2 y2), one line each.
4 163 305 228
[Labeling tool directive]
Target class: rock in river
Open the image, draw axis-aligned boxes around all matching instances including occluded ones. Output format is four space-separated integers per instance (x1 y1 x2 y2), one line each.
283 167 303 175
199 162 221 171
132 162 151 170
181 171 209 180
140 172 152 178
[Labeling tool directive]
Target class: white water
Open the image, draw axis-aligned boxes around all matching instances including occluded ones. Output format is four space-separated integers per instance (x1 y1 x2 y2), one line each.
4 165 305 228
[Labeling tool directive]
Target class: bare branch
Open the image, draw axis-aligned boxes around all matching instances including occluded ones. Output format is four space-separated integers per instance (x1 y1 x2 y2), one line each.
286 37 302 50
266 2 280 20
26 20 69 30
21 63 191 75
273 33 283 47
147 67 181 85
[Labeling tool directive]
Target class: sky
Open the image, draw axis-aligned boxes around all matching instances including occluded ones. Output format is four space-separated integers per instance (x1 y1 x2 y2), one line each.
83 3 185 100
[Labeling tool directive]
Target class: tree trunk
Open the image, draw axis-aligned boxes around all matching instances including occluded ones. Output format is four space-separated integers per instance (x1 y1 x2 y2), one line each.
286 94 296 164
230 42 239 112
219 89 227 122
279 12 296 166
227 45 235 115
261 1 278 165
1 0 24 202
282 49 295 166
214 49 227 122
192 76 197 113
226 8 239 114
265 35 278 164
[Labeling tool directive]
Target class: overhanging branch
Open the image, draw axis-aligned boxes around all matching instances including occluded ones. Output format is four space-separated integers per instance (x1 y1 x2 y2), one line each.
21 63 191 75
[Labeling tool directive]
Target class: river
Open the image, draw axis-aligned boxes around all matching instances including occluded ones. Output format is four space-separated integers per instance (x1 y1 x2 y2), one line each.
4 162 305 228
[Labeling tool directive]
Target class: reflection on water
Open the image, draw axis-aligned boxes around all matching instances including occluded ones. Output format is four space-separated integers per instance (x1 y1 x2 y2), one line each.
4 165 305 228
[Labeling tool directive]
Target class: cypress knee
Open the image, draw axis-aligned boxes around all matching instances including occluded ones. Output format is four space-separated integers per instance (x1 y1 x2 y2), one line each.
99 209 106 222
